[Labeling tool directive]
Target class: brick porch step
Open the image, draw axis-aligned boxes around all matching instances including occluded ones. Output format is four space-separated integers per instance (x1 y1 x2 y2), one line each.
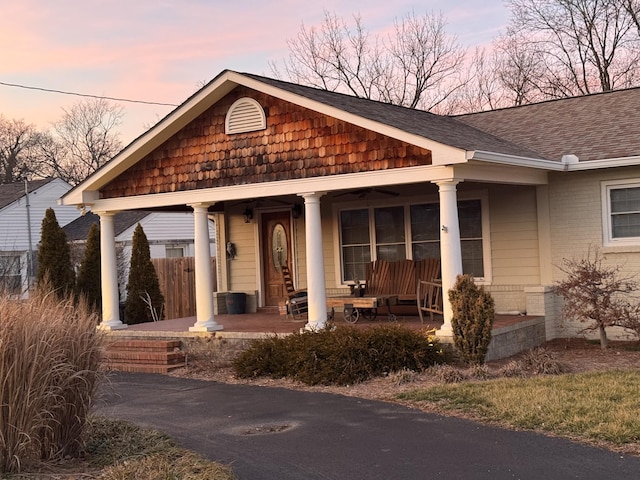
104 339 186 373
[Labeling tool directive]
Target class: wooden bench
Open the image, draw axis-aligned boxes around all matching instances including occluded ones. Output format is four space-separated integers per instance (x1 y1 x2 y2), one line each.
363 258 443 323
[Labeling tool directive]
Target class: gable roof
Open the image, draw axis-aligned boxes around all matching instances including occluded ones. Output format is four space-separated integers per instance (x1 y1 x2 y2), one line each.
62 70 551 206
62 70 640 207
240 73 543 159
63 210 150 241
455 87 640 162
0 178 57 210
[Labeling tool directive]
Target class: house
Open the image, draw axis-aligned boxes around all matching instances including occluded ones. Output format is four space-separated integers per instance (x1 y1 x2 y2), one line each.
59 69 640 343
63 210 216 260
0 178 80 296
63 210 216 298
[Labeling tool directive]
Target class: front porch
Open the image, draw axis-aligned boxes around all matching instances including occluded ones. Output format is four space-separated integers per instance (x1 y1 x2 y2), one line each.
105 312 546 362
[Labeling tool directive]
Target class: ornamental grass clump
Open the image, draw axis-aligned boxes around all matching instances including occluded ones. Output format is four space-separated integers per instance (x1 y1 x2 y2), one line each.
0 287 104 474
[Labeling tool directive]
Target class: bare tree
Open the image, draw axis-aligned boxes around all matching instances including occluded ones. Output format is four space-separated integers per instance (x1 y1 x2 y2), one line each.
0 116 43 183
623 0 640 33
494 31 549 105
41 98 123 185
451 48 507 113
506 0 640 97
273 11 466 112
554 248 640 349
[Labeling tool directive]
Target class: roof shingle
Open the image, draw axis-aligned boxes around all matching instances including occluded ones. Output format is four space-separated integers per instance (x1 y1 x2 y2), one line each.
455 88 640 161
241 72 545 159
0 178 55 210
63 211 151 241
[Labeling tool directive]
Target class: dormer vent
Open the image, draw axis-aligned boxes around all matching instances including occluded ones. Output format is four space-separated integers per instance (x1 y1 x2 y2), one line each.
225 97 266 134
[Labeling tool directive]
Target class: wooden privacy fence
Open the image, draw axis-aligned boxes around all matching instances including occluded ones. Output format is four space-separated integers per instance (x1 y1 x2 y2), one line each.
151 257 217 320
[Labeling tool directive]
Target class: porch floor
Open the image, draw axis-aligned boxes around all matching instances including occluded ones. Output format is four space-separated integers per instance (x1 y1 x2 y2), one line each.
108 312 534 337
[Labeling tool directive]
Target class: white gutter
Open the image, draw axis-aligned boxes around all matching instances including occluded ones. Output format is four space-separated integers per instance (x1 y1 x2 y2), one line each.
469 150 566 171
471 150 640 172
564 155 640 171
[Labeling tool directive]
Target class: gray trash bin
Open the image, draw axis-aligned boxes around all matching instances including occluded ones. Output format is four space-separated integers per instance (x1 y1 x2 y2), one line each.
226 292 247 314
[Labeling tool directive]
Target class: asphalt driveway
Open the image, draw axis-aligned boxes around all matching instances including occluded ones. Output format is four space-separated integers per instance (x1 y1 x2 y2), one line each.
95 373 640 479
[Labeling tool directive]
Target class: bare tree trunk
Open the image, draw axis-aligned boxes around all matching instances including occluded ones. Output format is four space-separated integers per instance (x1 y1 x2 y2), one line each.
599 324 609 350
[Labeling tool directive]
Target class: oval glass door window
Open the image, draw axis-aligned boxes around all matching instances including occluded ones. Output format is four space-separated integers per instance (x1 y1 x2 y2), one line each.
272 223 287 272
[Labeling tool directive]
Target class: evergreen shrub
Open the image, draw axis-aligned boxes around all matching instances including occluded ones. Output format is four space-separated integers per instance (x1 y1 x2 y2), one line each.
449 274 495 365
76 222 101 311
36 208 75 299
232 324 445 386
124 224 164 324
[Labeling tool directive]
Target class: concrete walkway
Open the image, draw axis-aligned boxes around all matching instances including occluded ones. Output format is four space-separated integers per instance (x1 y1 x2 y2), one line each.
95 373 640 480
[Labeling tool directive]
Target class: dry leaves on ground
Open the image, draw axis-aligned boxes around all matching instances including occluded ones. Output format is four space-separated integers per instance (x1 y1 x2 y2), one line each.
172 338 640 403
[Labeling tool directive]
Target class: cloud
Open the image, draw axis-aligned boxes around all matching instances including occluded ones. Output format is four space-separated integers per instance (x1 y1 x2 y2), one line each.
1 0 509 141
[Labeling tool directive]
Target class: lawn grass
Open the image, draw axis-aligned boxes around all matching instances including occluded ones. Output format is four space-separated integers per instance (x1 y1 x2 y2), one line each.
6 416 237 479
396 369 640 447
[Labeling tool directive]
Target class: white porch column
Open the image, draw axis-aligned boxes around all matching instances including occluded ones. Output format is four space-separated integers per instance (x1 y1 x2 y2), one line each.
189 203 223 332
300 192 327 331
98 212 126 330
434 180 463 336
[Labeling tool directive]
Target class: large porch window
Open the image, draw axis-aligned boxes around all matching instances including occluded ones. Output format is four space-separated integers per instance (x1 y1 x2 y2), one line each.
339 199 485 283
340 209 371 282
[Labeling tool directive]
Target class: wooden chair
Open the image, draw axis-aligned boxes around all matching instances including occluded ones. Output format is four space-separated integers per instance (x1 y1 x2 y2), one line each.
416 258 443 323
417 280 443 323
281 265 308 320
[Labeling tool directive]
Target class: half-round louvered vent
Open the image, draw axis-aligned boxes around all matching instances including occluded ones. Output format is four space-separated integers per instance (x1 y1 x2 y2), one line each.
225 97 266 134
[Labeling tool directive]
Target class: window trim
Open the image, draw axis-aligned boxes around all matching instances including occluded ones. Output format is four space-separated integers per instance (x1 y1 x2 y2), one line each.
0 253 23 294
602 179 640 247
332 191 491 286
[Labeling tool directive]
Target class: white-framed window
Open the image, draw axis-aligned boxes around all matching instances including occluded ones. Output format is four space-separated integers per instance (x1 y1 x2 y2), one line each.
602 179 640 246
0 254 22 294
338 198 487 283
165 244 186 258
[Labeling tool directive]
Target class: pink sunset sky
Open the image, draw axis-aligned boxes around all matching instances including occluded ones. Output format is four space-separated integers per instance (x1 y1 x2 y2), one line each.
0 0 509 145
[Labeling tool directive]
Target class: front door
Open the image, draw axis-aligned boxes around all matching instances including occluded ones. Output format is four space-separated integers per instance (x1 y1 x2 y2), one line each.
262 211 293 306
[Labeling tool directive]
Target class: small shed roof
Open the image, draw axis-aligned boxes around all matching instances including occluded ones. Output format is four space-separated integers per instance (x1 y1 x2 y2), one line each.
63 210 151 241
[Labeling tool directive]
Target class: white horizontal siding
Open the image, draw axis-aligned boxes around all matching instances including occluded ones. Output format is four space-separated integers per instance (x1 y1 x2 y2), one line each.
116 212 216 259
0 179 79 251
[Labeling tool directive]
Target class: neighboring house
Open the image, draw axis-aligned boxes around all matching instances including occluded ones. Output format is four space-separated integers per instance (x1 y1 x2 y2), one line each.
63 210 216 297
0 178 80 296
60 69 640 343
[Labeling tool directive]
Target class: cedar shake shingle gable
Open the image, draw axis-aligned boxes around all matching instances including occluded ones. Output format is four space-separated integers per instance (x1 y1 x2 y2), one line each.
99 86 437 198
241 72 544 159
0 178 55 210
455 87 640 162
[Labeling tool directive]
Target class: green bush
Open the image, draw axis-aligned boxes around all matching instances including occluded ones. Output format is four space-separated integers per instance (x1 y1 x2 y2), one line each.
36 208 75 299
0 287 104 473
449 274 495 365
233 324 445 386
76 222 101 312
124 223 164 324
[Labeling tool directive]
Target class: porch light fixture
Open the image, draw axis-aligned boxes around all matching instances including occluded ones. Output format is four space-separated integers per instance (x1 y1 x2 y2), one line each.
243 207 253 223
292 203 302 219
